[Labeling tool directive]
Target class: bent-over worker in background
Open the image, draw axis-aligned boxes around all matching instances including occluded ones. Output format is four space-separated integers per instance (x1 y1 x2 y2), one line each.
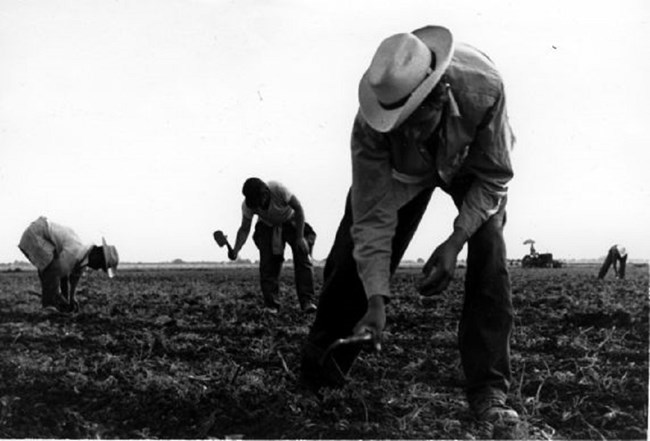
598 244 628 279
227 178 317 314
18 216 119 313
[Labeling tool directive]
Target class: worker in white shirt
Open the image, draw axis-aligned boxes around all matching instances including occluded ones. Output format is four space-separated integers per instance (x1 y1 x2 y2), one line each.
18 216 119 312
226 178 317 313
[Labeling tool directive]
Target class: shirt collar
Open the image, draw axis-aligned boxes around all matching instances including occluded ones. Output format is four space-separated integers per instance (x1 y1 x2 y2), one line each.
77 246 93 269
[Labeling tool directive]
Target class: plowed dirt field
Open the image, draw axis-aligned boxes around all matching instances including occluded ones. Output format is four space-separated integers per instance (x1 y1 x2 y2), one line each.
0 263 647 439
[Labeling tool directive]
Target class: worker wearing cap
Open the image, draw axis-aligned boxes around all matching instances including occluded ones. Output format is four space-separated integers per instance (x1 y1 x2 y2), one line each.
228 178 317 314
18 216 119 313
598 244 628 279
300 26 518 423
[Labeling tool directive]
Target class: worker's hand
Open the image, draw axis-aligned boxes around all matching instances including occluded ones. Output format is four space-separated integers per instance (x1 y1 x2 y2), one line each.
227 247 238 261
352 295 386 351
295 237 310 256
418 237 461 296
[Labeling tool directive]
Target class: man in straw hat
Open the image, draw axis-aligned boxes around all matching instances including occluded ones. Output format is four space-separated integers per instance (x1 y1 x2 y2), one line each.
598 244 628 279
18 216 119 313
300 26 518 423
225 177 318 314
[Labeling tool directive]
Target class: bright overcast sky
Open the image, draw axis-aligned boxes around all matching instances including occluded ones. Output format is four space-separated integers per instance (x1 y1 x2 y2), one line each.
1 0 649 264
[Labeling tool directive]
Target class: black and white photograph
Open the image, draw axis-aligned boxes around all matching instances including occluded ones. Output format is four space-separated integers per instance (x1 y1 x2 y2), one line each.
0 0 648 439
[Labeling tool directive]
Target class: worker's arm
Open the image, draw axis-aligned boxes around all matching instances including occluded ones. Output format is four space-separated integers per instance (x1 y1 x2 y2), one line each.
230 215 252 260
288 194 309 254
69 266 83 302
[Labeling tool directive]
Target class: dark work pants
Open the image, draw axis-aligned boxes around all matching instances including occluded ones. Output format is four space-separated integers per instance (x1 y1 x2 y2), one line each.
253 221 316 309
38 259 68 308
302 186 513 397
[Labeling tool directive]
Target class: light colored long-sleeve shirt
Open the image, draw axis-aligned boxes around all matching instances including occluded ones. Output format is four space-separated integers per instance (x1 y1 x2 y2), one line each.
350 42 515 299
18 216 93 276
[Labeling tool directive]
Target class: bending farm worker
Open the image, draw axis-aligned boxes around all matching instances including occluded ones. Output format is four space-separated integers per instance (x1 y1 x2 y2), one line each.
598 244 628 279
18 216 119 313
300 26 518 424
227 178 318 314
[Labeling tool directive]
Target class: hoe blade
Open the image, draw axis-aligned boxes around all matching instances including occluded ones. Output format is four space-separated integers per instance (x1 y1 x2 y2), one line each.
213 230 229 247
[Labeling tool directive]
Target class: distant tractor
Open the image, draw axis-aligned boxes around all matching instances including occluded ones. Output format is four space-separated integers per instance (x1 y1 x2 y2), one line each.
521 239 563 268
522 252 561 268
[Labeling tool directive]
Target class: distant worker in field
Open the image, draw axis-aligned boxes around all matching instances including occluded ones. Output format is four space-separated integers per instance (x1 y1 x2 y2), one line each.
300 26 519 423
18 216 119 313
225 178 317 314
598 244 628 279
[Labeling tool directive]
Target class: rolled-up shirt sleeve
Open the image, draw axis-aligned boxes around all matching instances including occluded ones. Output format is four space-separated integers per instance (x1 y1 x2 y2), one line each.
350 114 426 299
453 84 514 238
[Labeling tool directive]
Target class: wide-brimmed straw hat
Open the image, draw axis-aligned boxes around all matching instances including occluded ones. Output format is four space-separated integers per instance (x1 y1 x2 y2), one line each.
101 237 119 278
359 25 454 132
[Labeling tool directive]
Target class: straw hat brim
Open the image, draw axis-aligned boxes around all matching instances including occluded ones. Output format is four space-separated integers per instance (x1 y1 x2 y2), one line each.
102 237 119 278
359 26 454 133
